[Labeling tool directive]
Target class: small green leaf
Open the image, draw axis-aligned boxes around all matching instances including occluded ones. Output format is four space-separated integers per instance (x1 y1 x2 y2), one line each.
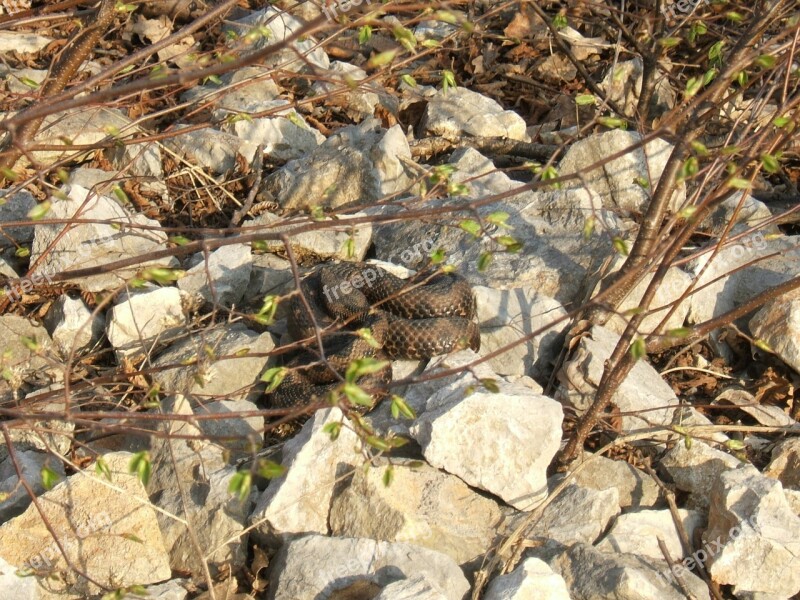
0 168 19 181
459 219 481 237
753 339 772 353
342 383 374 407
141 267 184 284
575 94 596 106
168 235 191 246
95 457 112 481
441 69 457 93
685 76 703 98
356 327 382 349
19 77 40 89
256 459 286 479
725 439 746 451
383 465 394 487
667 327 692 338
129 451 151 487
429 248 446 264
261 366 287 392
773 116 791 128
392 24 417 51
14 247 29 258
760 154 780 174
684 435 693 450
367 50 397 69
41 466 60 490
630 337 646 360
496 235 523 253
477 252 493 272
612 237 629 255
486 211 511 228
596 117 627 129
679 156 699 180
400 73 417 88
390 395 416 419
27 201 51 221
228 470 252 502
358 25 372 45
727 177 751 190
365 435 391 451
658 35 680 47
481 378 500 393
20 336 39 352
323 421 341 441
345 357 390 384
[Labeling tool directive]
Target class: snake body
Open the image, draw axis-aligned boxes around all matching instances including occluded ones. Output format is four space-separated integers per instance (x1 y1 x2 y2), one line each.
269 263 480 411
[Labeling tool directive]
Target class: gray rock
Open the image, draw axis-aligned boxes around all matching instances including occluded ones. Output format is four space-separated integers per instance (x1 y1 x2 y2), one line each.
687 232 800 324
31 184 176 292
330 458 503 566
267 534 469 600
106 286 189 360
0 452 171 597
750 289 800 377
178 243 252 308
167 125 257 174
705 465 800 598
251 408 363 543
0 555 38 599
10 390 74 457
224 7 329 72
660 440 742 508
764 437 800 490
311 61 389 120
474 286 567 378
566 451 662 509
43 295 104 358
600 57 676 118
556 324 679 433
0 189 37 248
122 579 188 600
557 129 685 215
151 322 276 403
373 575 449 600
0 315 57 389
702 191 774 235
262 120 414 211
414 19 460 42
3 67 47 95
410 380 563 510
596 508 705 561
147 395 251 577
245 211 372 262
0 450 65 522
552 542 710 600
714 388 798 428
219 99 324 161
485 557 571 600
420 87 528 141
0 32 52 55
196 399 263 461
524 483 619 545
244 253 295 310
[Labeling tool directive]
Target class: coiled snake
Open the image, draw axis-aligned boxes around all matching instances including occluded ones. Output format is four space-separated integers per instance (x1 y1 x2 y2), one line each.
269 263 480 411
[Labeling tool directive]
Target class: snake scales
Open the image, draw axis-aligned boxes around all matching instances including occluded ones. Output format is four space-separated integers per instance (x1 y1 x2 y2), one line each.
269 262 480 411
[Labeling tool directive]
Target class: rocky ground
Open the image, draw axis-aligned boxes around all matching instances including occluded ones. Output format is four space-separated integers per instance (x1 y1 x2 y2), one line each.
0 1 798 599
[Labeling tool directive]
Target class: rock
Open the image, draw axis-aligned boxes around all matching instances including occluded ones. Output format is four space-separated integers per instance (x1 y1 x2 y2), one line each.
567 451 661 508
750 288 800 377
251 408 363 543
556 325 680 433
0 189 37 248
267 534 469 600
701 192 774 235
245 211 372 262
11 389 74 457
372 148 617 306
0 452 171 597
0 32 52 54
714 388 798 428
262 120 414 211
0 555 38 599
30 184 176 292
43 295 104 358
552 542 710 600
181 64 281 109
330 458 503 566
414 18 460 42
167 126 257 174
310 61 384 119
0 315 56 389
603 263 694 336
106 286 189 360
484 557 571 600
659 440 741 508
196 399 263 461
600 57 676 118
151 322 276 403
244 253 295 310
219 99 324 161
410 379 563 510
764 437 800 490
474 286 567 378
420 87 528 141
686 232 800 324
557 129 685 215
3 67 47 95
122 579 189 600
147 396 251 577
224 7 329 72
373 575 449 600
704 465 800 598
0 450 65 522
596 508 705 561
524 483 619 545
178 243 252 308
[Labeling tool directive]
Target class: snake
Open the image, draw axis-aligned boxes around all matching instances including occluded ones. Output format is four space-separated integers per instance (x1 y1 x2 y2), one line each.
268 262 481 412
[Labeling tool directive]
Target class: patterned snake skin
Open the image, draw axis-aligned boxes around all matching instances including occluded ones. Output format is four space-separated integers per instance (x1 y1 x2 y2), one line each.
269 263 480 411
